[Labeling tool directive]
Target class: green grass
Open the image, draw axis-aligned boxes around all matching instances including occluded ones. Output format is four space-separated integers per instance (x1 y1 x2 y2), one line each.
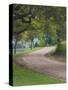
13 63 64 86
14 47 43 57
55 41 66 56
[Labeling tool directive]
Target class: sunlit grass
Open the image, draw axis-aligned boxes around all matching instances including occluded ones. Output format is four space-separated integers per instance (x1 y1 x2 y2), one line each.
13 63 64 86
14 47 43 57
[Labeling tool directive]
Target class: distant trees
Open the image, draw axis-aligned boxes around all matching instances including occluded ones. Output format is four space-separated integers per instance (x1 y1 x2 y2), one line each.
12 4 66 54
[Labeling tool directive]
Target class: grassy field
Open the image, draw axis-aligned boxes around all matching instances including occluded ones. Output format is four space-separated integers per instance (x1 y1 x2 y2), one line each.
13 63 64 86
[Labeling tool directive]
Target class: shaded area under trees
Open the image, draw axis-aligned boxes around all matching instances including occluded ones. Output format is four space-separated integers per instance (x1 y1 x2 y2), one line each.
12 4 66 54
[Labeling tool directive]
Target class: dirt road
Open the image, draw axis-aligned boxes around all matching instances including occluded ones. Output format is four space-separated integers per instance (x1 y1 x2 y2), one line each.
15 46 66 81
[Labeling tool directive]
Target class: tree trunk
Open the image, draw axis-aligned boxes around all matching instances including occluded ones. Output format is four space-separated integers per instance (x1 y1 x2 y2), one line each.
31 40 33 49
30 37 34 49
14 39 17 54
56 31 61 46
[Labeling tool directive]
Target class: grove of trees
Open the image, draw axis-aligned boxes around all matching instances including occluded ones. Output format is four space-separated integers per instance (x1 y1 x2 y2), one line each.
12 4 66 54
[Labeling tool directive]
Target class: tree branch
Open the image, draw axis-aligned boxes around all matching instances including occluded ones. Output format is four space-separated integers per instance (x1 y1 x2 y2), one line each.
13 7 33 23
14 28 27 36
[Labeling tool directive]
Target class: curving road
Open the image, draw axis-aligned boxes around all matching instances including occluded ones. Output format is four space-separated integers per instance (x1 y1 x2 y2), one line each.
15 46 66 81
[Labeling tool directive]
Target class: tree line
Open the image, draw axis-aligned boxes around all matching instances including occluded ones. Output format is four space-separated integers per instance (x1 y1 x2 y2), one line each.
12 4 66 54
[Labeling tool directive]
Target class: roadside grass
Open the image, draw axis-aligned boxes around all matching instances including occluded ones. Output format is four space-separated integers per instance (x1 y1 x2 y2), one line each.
13 63 64 86
14 47 43 57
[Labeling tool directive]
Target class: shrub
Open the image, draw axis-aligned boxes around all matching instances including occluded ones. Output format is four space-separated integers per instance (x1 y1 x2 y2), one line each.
55 42 66 56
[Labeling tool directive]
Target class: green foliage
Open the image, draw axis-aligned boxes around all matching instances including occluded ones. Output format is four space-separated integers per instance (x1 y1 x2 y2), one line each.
39 39 46 47
13 4 66 50
13 63 64 86
55 41 66 56
31 18 45 30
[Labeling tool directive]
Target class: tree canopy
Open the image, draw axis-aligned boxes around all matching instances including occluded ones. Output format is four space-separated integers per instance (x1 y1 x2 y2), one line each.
12 4 66 53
